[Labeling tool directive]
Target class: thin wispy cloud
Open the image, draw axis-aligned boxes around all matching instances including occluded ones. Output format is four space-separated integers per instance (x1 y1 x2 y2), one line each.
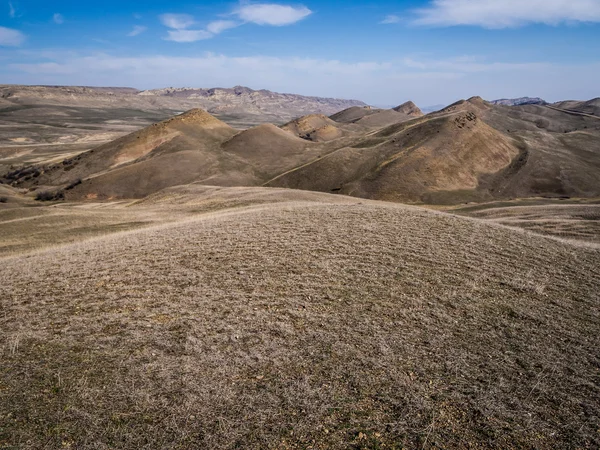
413 0 600 28
380 15 401 24
166 29 213 42
53 13 64 25
127 25 147 37
159 13 195 30
234 3 312 26
206 20 238 34
8 2 15 18
160 3 312 43
160 13 213 42
0 25 24 46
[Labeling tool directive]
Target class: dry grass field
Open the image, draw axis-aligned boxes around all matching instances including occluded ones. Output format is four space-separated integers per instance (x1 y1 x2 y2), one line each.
452 200 600 244
1 186 599 449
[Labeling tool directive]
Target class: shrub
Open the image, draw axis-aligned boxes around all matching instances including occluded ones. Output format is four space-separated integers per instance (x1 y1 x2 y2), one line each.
0 197 7 203
65 179 82 190
35 190 65 202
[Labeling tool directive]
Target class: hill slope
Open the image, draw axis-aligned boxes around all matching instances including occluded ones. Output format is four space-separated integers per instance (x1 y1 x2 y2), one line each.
281 114 344 142
5 97 600 204
1 188 598 448
7 110 336 199
268 98 600 203
552 98 600 117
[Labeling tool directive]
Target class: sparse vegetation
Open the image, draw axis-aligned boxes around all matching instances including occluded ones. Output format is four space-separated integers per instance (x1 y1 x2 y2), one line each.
65 178 82 190
0 188 599 448
35 189 65 202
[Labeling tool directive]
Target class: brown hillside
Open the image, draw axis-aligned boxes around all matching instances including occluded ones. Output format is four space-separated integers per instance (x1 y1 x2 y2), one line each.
37 110 246 199
393 101 424 117
267 111 520 203
355 109 414 128
330 105 376 123
221 123 319 177
281 114 343 142
26 109 236 189
4 98 600 205
552 98 600 117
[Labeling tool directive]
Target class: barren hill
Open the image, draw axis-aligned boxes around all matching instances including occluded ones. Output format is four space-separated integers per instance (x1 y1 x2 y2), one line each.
4 95 600 204
552 98 600 117
7 110 336 199
393 100 424 116
330 102 423 128
281 114 344 142
1 186 598 448
268 109 521 203
267 97 600 203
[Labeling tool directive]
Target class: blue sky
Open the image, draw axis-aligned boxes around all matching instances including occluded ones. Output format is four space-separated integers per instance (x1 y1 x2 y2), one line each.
1 0 599 106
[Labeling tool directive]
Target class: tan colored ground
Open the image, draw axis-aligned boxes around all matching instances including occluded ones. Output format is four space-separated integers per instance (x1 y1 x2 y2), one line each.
1 186 599 448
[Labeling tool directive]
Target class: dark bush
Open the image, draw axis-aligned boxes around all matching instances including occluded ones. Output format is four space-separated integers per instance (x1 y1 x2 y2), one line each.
0 197 7 203
65 179 82 190
35 190 65 202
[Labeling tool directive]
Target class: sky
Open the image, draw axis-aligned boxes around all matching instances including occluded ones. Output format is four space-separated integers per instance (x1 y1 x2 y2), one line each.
0 0 599 107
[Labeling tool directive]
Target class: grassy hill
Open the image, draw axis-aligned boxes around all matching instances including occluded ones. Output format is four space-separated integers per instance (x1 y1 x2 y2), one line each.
1 186 598 448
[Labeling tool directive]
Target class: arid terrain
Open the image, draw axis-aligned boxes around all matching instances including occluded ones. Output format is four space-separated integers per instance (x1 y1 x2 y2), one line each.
1 86 599 448
0 85 365 175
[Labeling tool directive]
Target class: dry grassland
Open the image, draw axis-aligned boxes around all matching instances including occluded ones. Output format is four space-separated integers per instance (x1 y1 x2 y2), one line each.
1 191 599 448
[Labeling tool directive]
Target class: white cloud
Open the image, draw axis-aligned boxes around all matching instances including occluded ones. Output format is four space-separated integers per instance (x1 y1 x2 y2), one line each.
165 29 213 42
160 13 195 30
414 0 600 28
0 26 24 46
207 20 238 34
235 3 312 26
380 15 401 24
160 13 210 42
8 2 15 18
53 13 64 24
158 4 310 43
127 25 147 37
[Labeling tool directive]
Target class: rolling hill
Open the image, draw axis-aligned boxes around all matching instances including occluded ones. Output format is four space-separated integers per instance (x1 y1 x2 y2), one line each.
281 114 344 142
1 185 598 448
552 98 600 117
3 96 600 204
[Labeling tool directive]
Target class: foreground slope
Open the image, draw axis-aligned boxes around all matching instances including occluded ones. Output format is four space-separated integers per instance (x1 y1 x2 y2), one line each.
1 187 599 448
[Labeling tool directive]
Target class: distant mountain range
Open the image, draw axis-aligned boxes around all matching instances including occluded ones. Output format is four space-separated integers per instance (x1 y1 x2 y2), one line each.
0 84 366 125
